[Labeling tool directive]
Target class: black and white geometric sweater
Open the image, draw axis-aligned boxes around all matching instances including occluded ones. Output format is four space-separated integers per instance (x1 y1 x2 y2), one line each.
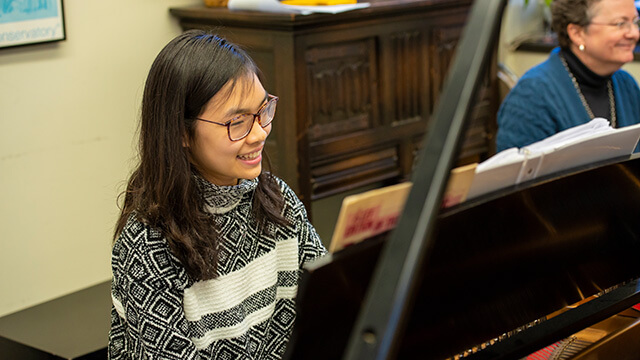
108 175 327 359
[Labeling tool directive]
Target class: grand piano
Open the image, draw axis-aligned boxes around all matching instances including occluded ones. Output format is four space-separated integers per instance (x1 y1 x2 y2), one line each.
283 0 640 359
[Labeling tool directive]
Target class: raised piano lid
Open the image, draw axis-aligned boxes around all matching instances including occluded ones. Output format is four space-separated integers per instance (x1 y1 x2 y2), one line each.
285 154 640 360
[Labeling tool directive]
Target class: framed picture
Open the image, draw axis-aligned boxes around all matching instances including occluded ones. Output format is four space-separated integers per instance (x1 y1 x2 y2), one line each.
0 0 66 49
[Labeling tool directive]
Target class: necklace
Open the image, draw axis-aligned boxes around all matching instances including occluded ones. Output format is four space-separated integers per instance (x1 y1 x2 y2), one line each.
560 55 617 128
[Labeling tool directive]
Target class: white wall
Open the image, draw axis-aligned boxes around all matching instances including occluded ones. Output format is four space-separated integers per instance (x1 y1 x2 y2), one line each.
0 0 201 317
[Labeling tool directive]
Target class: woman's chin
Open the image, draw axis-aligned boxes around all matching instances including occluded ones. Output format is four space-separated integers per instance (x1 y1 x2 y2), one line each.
617 47 636 63
244 167 263 181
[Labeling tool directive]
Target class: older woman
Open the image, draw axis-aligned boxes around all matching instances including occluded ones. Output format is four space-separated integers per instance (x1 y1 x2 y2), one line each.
496 0 640 152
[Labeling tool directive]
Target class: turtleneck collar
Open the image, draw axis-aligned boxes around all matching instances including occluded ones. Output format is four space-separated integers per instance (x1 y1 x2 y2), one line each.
560 47 611 88
193 174 258 215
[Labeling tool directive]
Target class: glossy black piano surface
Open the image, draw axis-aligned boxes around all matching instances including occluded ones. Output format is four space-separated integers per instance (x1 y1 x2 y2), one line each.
286 155 640 359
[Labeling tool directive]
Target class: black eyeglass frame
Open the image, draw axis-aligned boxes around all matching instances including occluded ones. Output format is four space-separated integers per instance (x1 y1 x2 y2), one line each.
193 94 279 141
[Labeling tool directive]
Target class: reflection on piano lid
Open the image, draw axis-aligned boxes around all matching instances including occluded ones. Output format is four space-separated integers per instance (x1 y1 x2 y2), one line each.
285 155 640 360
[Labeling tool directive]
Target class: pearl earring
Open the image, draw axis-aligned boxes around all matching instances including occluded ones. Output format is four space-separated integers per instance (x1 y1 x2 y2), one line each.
579 44 585 51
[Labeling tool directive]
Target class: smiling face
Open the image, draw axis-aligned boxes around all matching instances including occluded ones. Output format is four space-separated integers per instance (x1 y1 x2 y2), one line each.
187 73 272 186
570 0 640 75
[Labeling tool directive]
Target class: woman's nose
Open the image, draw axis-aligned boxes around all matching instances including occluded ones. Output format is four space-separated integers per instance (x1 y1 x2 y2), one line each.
245 118 269 143
627 25 640 40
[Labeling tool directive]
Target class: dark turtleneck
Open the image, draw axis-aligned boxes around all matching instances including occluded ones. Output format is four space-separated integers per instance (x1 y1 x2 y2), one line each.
560 47 614 124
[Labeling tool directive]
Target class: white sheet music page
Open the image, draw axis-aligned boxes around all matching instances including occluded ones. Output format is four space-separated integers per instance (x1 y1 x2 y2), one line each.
228 0 370 14
467 118 640 200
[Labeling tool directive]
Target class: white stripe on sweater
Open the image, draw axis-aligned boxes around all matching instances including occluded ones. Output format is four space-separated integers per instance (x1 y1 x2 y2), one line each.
183 237 299 322
191 286 299 349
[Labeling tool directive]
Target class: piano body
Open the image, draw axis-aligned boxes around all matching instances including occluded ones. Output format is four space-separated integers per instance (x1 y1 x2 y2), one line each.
284 0 640 359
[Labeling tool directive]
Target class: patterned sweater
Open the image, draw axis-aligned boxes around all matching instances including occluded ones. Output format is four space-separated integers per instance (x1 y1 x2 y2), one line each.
109 175 327 359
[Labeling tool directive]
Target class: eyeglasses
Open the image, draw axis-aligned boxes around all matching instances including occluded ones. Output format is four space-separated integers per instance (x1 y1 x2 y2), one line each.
589 18 640 32
194 94 278 141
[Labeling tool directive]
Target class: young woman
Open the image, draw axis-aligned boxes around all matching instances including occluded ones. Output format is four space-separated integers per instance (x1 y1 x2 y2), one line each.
496 0 640 152
109 30 327 359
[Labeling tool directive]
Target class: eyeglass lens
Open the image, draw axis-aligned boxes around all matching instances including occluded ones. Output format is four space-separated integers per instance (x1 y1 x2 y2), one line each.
229 98 277 140
620 19 640 31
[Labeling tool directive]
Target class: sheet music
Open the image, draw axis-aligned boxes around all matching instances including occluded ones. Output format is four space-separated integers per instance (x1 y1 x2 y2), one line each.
467 118 640 200
228 0 370 15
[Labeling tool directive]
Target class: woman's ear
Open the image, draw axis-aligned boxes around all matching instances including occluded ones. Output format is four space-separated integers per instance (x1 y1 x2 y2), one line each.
567 23 587 48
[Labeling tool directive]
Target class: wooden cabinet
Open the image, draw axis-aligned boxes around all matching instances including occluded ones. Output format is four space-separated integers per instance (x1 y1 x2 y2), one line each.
170 0 498 215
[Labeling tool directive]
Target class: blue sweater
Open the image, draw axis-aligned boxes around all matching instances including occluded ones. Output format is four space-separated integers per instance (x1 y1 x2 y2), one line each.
496 47 640 152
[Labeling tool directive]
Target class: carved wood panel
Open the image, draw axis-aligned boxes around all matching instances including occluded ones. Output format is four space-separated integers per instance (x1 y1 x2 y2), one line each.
305 39 378 141
387 30 426 125
311 146 400 198
430 25 463 115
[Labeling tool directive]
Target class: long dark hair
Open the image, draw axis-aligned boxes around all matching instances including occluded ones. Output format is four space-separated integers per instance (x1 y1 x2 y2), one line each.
115 30 289 280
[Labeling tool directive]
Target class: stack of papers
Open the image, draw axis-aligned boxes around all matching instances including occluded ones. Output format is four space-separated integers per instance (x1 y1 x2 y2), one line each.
228 0 370 14
466 118 640 199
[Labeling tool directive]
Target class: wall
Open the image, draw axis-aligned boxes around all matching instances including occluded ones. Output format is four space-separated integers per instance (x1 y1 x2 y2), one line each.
0 0 201 318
